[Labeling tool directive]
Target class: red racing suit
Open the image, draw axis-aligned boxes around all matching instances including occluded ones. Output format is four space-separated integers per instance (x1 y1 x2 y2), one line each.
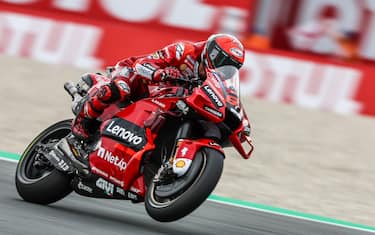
73 40 206 139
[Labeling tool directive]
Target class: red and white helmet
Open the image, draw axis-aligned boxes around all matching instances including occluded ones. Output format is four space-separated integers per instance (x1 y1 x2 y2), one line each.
202 34 245 69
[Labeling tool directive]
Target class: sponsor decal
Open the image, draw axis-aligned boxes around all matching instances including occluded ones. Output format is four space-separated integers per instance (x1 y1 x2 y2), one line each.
97 145 127 171
135 63 157 79
57 159 70 171
130 186 141 194
77 181 93 193
91 166 109 178
116 187 125 196
180 147 188 157
173 158 192 177
230 47 243 58
109 176 124 187
204 105 223 118
151 99 166 108
175 160 186 168
127 191 138 200
176 43 184 60
49 151 70 171
202 85 224 108
96 178 114 196
103 118 146 151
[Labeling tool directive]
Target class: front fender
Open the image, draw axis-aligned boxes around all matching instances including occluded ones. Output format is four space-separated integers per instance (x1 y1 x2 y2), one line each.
172 138 224 177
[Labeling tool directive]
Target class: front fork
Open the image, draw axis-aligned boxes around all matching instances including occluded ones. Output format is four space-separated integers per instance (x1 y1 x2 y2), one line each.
168 120 224 177
171 138 224 177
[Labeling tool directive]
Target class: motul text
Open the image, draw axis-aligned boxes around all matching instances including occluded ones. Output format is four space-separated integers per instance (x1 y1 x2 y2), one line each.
241 51 363 114
0 12 102 68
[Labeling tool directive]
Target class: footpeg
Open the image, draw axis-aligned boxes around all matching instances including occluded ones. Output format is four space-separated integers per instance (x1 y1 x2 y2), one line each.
58 137 89 170
45 137 90 176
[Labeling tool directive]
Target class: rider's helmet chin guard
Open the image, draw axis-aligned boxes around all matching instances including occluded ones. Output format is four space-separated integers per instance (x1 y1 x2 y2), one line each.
201 34 245 70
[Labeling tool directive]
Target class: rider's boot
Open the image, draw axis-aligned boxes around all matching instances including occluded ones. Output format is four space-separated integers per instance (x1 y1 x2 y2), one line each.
71 90 105 142
71 115 99 142
68 97 103 167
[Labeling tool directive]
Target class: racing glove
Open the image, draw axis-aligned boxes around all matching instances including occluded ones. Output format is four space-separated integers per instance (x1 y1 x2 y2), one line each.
153 67 182 82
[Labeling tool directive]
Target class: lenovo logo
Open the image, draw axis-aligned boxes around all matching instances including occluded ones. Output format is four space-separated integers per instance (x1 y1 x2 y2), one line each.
106 120 143 145
203 85 224 108
103 118 146 151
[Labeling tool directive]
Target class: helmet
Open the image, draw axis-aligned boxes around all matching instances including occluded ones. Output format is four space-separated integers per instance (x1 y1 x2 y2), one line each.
202 34 245 69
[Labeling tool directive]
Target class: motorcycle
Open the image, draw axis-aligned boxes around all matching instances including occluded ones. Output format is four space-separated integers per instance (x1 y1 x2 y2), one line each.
15 65 254 222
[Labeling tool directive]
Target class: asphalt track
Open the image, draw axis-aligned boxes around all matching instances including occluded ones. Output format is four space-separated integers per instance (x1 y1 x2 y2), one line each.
1 159 374 235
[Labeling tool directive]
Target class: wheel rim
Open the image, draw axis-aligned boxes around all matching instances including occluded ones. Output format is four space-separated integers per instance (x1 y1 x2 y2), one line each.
147 152 207 208
18 126 71 184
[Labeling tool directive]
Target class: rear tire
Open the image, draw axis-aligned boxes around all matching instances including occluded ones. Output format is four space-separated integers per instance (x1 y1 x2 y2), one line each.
145 148 224 222
15 120 73 204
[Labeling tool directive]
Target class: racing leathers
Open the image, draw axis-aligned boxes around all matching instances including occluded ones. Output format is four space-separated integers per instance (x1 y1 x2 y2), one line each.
72 40 206 141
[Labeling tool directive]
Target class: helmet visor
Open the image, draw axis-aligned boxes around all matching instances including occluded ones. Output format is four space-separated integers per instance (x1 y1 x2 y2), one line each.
206 41 242 69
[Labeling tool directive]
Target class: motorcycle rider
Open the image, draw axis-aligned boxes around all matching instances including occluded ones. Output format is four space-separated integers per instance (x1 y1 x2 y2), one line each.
71 33 246 143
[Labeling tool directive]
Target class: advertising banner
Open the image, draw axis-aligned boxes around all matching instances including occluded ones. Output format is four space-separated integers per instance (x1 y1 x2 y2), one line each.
241 49 375 117
0 0 254 66
0 0 374 117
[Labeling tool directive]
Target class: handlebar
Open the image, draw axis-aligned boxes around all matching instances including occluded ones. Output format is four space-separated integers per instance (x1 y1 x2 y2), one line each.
64 81 84 116
64 81 80 100
166 77 202 93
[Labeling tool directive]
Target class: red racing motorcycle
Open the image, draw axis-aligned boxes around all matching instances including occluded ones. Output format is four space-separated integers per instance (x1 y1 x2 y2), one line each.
15 65 254 222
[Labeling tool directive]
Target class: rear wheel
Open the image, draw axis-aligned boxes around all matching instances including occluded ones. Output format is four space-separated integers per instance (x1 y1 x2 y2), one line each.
15 120 73 204
145 148 224 222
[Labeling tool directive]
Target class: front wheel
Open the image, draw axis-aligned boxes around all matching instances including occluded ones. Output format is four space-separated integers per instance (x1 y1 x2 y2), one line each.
145 148 224 222
15 119 74 204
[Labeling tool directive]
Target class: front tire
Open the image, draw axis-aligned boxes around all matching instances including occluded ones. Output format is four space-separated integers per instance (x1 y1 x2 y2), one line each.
15 120 73 204
145 148 224 222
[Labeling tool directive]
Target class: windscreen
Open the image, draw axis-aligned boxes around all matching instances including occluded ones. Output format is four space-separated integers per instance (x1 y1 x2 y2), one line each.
211 65 240 100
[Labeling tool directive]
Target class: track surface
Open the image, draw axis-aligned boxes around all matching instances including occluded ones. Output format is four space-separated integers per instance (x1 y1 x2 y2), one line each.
1 56 375 225
0 160 372 235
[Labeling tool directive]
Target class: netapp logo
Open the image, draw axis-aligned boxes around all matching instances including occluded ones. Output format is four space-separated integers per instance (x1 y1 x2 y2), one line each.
203 85 223 108
103 118 146 151
97 146 127 171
